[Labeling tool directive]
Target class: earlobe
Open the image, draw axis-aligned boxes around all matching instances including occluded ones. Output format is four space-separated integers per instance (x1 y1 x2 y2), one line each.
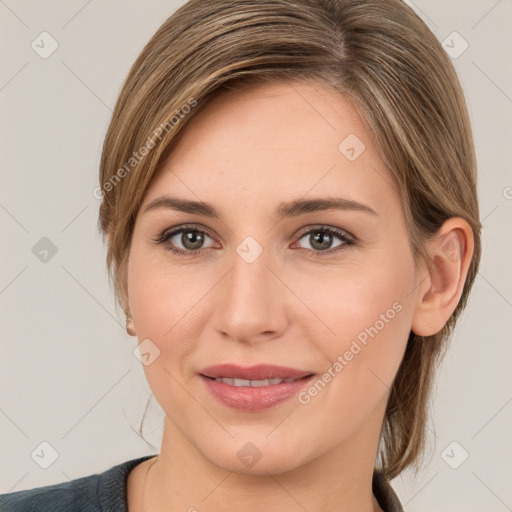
126 312 137 337
411 218 474 337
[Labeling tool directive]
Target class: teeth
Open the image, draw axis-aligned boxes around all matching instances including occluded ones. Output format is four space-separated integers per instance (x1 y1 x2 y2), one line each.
214 377 300 387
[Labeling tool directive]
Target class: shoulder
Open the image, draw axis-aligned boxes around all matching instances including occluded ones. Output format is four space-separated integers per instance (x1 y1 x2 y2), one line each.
0 455 156 512
0 473 100 512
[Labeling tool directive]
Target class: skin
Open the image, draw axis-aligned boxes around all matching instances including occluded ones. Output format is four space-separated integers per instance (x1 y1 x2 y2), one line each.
124 81 474 512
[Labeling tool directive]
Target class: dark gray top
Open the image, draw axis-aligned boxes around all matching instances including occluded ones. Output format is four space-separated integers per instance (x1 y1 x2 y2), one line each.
0 455 404 511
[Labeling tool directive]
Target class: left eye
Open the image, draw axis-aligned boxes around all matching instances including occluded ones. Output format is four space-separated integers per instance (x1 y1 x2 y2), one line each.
293 227 354 255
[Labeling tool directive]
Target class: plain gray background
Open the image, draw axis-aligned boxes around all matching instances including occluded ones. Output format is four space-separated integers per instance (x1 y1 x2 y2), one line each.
1 1 511 510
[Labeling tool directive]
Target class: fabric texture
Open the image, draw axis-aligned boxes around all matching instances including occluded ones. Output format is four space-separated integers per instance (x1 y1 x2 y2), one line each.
0 455 155 512
1 456 404 511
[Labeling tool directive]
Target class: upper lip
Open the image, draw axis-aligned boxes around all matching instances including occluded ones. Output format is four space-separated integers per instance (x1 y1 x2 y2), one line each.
200 364 314 380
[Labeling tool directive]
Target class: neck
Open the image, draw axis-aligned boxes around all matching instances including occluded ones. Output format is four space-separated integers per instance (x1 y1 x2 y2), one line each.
138 411 385 512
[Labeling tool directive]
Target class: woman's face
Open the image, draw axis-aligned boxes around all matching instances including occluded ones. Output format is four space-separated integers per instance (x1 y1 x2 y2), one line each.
127 81 421 474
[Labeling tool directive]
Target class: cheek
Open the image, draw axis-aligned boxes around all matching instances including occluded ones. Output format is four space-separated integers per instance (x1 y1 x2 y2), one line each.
298 243 415 385
126 246 208 408
127 243 214 354
290 249 415 437
129 242 184 323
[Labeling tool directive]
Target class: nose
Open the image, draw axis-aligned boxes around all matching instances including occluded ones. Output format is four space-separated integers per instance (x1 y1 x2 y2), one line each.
213 244 289 345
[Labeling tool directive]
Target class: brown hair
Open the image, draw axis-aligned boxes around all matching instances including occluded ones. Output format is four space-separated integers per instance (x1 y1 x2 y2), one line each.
97 0 481 479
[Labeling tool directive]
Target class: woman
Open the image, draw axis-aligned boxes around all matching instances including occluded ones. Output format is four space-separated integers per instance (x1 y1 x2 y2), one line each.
0 0 481 510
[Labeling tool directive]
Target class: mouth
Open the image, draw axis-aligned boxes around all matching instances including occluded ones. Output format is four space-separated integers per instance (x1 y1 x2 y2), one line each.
198 363 316 411
201 375 313 387
199 363 315 381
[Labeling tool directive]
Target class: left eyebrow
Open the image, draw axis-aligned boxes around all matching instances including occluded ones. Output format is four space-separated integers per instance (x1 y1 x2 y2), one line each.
276 197 378 218
142 195 378 219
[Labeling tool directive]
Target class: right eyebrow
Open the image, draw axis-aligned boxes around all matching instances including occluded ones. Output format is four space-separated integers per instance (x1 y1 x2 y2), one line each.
143 196 219 218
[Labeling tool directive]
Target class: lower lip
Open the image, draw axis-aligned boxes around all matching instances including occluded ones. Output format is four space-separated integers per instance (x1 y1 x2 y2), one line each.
200 375 315 411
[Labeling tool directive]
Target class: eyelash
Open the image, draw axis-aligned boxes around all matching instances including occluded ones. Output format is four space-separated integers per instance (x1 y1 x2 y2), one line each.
152 223 355 258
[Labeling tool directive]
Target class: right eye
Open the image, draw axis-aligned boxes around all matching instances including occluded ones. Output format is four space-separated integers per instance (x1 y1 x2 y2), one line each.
154 224 217 256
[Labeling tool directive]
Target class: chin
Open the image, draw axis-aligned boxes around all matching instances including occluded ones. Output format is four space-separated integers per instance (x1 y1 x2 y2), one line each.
197 431 310 476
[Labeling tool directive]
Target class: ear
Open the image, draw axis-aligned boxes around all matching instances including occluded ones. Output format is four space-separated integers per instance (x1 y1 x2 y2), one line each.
411 217 474 337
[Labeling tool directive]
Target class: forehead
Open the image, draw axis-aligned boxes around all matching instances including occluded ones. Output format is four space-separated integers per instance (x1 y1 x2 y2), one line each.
143 81 401 218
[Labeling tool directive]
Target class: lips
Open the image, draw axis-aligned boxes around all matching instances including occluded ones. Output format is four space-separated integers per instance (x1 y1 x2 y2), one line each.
199 365 316 411
200 363 314 381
